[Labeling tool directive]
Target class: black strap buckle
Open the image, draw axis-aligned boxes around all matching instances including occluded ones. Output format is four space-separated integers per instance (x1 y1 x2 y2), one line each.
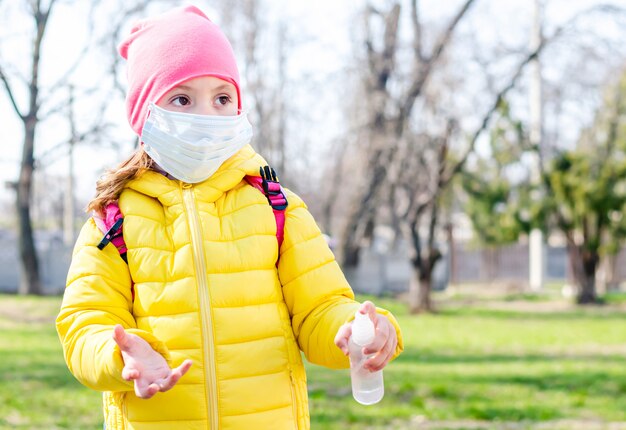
260 166 288 211
97 218 124 250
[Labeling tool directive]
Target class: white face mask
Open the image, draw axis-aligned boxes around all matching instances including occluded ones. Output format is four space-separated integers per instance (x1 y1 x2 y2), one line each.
140 103 253 183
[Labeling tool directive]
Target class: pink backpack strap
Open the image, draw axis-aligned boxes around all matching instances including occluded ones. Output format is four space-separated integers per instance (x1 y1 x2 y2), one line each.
94 202 127 261
94 165 288 266
246 166 288 252
94 201 134 299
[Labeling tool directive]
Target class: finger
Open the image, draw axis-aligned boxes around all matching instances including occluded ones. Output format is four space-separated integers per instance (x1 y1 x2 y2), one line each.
136 380 160 399
366 325 397 371
334 323 352 355
359 301 378 325
363 316 391 355
134 378 152 399
137 383 160 399
366 348 394 372
174 359 193 378
146 383 160 398
365 336 395 371
122 366 140 381
159 360 193 392
155 375 178 393
112 325 130 352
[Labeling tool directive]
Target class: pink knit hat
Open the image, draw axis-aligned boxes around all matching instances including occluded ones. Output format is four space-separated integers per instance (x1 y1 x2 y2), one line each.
118 6 241 136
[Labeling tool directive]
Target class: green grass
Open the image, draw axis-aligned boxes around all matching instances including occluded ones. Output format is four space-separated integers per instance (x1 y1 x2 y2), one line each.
604 290 626 305
1 293 626 429
0 295 101 429
307 294 626 429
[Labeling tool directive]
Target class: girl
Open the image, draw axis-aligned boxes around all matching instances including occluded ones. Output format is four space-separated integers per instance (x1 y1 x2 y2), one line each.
56 6 403 430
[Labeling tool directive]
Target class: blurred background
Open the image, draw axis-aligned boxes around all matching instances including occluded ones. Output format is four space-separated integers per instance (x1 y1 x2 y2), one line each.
1 0 626 429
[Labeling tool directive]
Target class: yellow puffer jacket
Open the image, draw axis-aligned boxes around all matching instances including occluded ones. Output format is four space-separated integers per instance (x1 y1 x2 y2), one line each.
56 145 403 430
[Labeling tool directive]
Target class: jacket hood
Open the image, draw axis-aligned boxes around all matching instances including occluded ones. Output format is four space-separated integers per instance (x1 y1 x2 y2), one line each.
125 144 268 206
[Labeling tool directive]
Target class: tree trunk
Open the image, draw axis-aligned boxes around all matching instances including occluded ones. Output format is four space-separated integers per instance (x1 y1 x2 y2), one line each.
17 119 42 295
339 141 386 267
446 223 456 285
409 265 434 313
602 254 619 293
341 239 361 267
567 244 599 304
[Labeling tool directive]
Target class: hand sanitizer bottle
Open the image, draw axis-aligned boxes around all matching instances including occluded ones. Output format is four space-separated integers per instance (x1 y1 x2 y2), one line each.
349 311 384 405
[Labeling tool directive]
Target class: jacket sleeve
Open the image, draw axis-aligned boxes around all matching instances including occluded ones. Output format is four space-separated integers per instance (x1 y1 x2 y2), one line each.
277 190 404 369
56 218 171 392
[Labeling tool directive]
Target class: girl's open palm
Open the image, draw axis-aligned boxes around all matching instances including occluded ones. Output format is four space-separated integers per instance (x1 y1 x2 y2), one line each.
112 325 193 399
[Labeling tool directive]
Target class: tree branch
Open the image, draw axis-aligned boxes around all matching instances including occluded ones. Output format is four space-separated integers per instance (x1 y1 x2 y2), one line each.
440 43 546 188
427 0 476 66
364 7 377 78
410 0 422 62
380 4 401 89
441 2 625 239
104 1 154 99
0 65 24 119
364 3 400 93
409 121 454 224
397 0 477 130
43 44 91 100
46 0 59 13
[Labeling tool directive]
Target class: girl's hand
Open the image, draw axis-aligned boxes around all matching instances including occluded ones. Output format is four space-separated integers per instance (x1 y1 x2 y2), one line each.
112 325 193 399
334 301 398 372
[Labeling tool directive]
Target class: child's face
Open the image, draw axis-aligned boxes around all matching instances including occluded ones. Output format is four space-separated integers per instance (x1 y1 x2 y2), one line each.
156 76 239 116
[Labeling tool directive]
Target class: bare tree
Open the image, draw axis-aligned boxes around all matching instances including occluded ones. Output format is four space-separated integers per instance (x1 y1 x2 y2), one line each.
339 0 477 268
224 0 290 179
398 49 541 312
0 0 62 294
0 0 142 294
340 0 625 313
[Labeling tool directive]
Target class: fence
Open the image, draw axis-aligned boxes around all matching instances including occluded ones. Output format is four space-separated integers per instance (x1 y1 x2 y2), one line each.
2 228 625 295
345 241 626 295
0 229 72 294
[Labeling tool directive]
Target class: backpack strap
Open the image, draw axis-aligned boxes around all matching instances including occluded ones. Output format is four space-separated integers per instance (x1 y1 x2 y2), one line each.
94 202 133 299
95 165 288 265
94 202 127 263
245 166 288 251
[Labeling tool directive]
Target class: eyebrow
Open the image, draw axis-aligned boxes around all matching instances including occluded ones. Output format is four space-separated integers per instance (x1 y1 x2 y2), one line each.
214 84 235 92
174 84 235 92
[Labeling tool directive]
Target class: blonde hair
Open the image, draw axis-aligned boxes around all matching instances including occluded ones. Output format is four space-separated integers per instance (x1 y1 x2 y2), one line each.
86 149 155 214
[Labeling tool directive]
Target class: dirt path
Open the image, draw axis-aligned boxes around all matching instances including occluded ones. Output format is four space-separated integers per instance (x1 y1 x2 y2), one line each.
374 417 626 430
0 295 59 325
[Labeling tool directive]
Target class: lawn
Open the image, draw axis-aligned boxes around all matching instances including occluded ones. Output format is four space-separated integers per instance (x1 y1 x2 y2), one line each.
1 292 626 429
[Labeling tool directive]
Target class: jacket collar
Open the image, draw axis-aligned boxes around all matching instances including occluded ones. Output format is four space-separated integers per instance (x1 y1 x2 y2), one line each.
125 145 268 206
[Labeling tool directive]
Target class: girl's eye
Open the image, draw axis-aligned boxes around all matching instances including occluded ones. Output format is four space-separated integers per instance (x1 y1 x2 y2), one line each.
216 95 231 106
172 96 191 106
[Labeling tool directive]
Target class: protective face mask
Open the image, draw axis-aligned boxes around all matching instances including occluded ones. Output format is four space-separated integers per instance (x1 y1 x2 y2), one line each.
140 103 253 183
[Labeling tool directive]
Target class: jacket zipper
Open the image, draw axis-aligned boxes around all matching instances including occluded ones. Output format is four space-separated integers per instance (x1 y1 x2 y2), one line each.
182 184 219 429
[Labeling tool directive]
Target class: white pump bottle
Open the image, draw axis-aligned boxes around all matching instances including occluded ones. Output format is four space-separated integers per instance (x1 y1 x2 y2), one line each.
348 311 384 405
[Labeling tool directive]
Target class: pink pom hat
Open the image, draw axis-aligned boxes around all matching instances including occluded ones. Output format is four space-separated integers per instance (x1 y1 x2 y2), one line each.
118 5 241 136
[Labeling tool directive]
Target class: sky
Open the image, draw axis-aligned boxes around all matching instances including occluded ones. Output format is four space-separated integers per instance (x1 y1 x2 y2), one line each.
0 0 359 208
0 0 624 215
